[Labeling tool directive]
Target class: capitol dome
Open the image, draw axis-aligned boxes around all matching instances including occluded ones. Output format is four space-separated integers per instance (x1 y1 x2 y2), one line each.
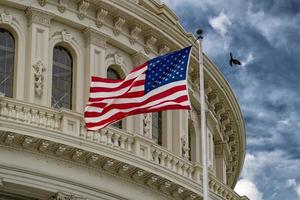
0 0 247 200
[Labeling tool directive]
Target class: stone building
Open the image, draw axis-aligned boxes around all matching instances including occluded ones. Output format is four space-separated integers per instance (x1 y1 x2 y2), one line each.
0 0 247 200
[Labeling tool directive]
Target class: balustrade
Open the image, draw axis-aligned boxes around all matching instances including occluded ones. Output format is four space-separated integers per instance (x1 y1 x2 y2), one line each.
0 97 242 200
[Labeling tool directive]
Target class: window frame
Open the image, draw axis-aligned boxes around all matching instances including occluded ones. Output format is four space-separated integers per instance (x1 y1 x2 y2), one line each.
51 45 73 110
0 28 15 98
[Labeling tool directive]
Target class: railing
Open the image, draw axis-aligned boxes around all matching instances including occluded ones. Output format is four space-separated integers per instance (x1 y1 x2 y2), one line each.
0 97 243 200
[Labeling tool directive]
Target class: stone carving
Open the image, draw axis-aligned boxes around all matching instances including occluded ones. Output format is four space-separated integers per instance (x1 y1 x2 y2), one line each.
83 28 110 48
25 7 54 27
95 8 108 28
129 24 141 45
58 0 69 13
78 0 90 20
158 44 170 55
0 12 13 25
105 52 127 73
37 0 48 6
181 135 189 159
50 192 83 200
22 136 34 148
143 113 151 138
61 30 72 43
51 30 73 44
144 35 157 54
32 59 46 97
113 16 125 36
5 133 15 144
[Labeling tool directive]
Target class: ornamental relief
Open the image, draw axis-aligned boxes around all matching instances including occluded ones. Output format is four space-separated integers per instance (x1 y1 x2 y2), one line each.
51 29 77 45
0 12 13 25
32 59 46 97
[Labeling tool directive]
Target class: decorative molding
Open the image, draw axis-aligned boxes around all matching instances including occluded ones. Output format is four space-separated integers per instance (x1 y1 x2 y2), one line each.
58 0 69 13
32 59 46 97
131 51 148 66
113 16 125 36
105 52 127 72
95 8 108 28
77 0 90 20
144 35 157 54
0 12 13 25
157 40 170 55
83 27 110 48
50 192 84 200
51 29 75 44
25 7 54 27
37 0 48 7
143 113 151 138
129 24 141 45
181 135 189 160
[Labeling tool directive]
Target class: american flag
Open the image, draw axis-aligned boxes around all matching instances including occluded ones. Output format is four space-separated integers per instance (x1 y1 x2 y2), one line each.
84 46 192 131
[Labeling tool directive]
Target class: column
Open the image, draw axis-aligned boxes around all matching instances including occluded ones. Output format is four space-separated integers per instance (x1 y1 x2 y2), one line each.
215 142 227 183
162 111 172 151
131 52 149 136
83 28 110 105
25 7 54 106
172 110 188 157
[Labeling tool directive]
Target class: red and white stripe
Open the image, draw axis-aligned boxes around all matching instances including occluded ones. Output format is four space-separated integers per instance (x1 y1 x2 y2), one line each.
84 63 191 131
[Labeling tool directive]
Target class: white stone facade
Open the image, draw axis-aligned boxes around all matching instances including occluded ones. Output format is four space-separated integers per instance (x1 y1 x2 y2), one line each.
0 1 248 200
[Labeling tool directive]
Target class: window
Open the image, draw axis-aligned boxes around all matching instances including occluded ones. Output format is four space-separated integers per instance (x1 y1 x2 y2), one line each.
152 112 162 145
51 46 73 109
107 67 122 129
0 28 15 97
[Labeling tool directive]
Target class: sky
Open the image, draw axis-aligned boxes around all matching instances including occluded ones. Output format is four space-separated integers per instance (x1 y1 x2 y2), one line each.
162 0 300 199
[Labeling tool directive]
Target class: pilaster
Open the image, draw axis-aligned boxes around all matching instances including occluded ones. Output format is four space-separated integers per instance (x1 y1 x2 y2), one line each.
215 142 227 184
131 52 149 136
83 27 110 104
25 7 54 106
171 110 188 157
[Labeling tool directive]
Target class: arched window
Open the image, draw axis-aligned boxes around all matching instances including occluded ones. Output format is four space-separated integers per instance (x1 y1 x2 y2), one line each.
0 28 15 97
107 67 123 129
52 46 73 109
152 112 162 145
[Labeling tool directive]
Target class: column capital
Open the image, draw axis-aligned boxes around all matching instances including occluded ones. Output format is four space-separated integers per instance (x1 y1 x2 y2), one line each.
83 27 111 48
25 7 55 27
131 51 149 66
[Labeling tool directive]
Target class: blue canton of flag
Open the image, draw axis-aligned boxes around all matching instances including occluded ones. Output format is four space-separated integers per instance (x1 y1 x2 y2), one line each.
145 46 192 93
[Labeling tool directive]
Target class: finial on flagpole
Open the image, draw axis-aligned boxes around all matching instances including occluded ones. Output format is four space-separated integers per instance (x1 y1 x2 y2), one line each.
194 28 204 43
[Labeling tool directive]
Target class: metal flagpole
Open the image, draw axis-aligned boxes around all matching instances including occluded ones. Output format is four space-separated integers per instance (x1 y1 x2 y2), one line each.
197 31 209 200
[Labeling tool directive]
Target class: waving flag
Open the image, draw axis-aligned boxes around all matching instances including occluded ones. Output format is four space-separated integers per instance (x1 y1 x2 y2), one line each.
84 46 192 131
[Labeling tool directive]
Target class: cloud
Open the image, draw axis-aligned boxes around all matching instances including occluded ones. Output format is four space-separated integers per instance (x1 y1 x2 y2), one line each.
286 179 300 199
241 53 254 67
209 12 232 36
235 179 263 200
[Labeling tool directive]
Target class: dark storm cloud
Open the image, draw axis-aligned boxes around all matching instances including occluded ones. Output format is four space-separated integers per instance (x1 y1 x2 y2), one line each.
163 0 300 199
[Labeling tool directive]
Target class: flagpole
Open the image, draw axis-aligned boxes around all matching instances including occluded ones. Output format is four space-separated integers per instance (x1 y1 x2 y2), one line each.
197 31 209 200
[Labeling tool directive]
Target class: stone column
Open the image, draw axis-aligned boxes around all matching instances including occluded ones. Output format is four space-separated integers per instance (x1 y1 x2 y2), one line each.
172 110 188 157
131 52 149 136
83 28 110 105
189 109 201 163
25 7 54 106
162 111 172 151
215 142 227 184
